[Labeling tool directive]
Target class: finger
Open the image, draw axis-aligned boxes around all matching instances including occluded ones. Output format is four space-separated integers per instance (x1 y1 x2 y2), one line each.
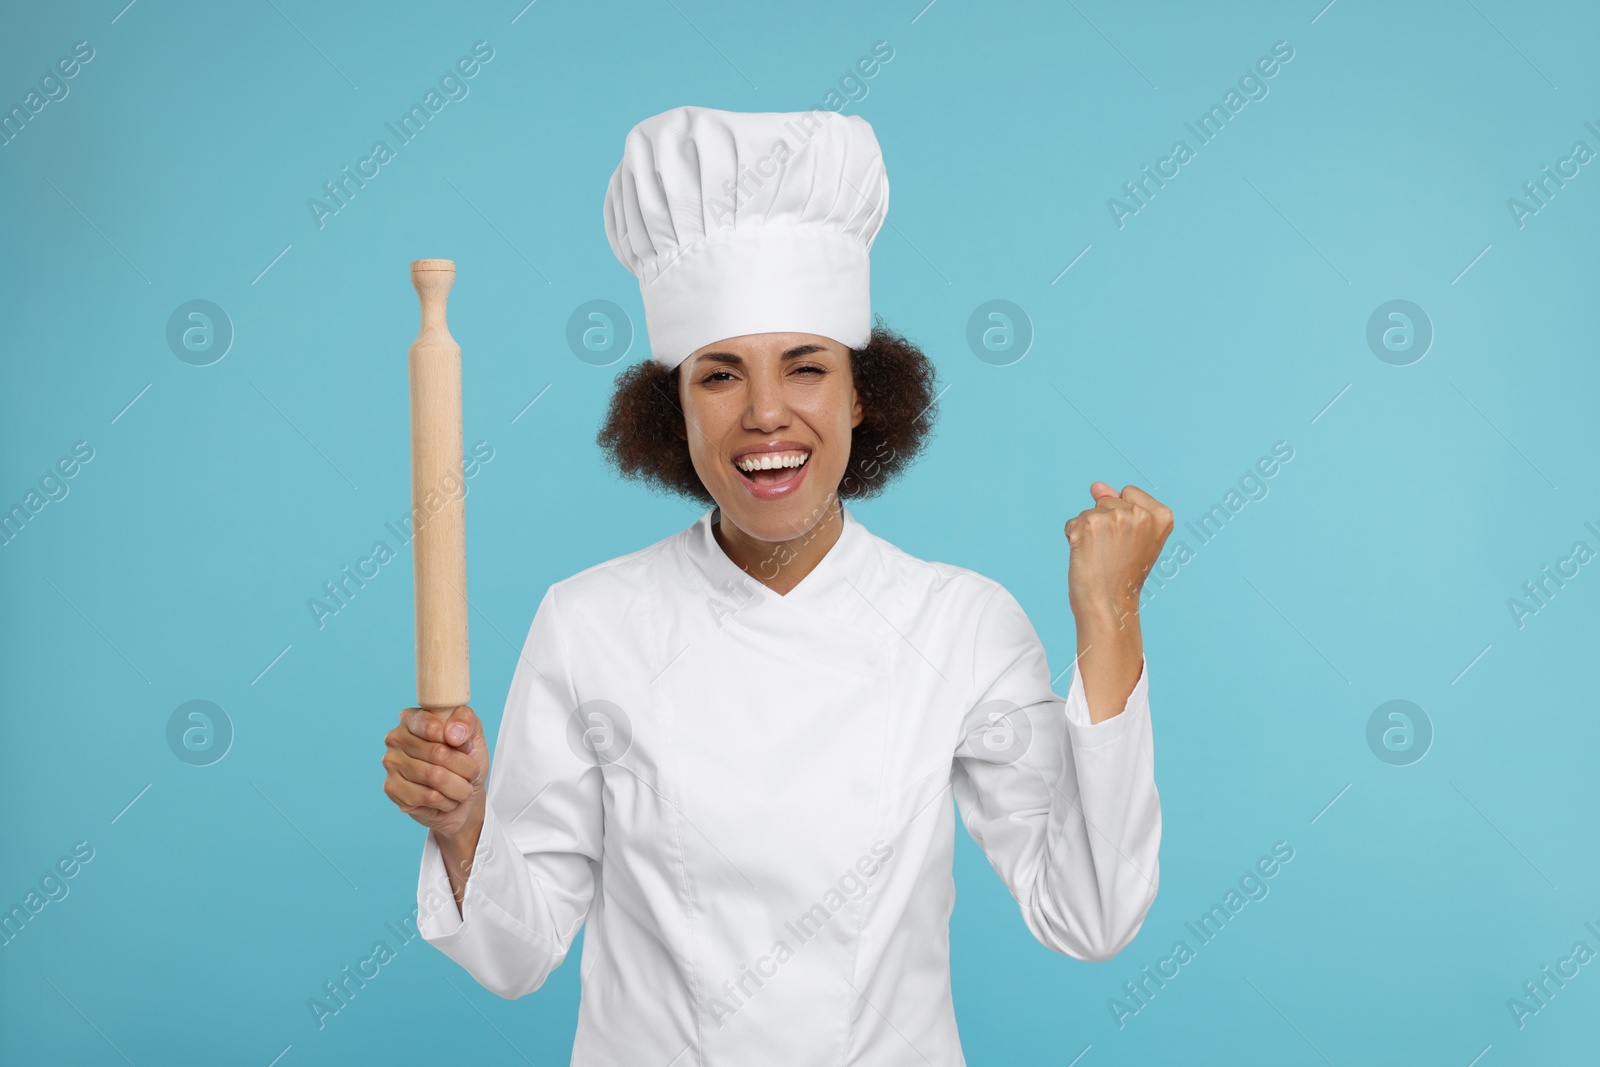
393 730 480 781
383 738 472 797
399 803 449 821
1119 485 1175 528
388 781 446 817
402 705 479 747
394 748 475 802
1119 485 1160 511
392 797 438 817
1094 492 1134 512
388 749 473 805
1089 481 1120 502
384 770 461 812
401 707 449 743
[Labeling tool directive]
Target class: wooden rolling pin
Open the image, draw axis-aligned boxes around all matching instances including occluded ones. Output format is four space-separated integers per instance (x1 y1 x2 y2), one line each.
408 258 470 711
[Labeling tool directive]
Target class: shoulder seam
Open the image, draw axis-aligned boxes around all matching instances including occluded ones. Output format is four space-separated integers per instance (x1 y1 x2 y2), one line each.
541 585 580 708
968 580 1007 713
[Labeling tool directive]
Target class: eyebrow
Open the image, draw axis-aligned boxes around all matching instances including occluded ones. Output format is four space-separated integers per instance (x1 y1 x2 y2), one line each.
691 343 828 368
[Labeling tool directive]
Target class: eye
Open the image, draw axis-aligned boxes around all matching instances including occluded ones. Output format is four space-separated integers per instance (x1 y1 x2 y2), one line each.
701 370 736 383
793 364 826 376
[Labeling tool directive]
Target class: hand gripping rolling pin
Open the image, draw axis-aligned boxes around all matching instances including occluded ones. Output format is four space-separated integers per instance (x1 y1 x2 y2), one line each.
408 259 470 711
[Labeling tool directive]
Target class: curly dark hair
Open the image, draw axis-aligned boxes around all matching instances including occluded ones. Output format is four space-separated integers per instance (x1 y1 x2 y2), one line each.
596 319 939 506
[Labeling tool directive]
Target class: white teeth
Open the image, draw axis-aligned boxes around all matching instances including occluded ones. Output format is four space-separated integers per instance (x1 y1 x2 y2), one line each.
735 450 810 473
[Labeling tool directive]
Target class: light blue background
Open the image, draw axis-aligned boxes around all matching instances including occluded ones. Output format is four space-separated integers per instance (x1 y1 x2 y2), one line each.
3 0 1596 1063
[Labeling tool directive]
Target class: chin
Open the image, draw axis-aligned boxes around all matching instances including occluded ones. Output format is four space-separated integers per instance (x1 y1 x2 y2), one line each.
712 476 840 543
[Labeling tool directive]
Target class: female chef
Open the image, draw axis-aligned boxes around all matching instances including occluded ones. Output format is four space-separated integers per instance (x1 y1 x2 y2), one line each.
382 105 1173 1064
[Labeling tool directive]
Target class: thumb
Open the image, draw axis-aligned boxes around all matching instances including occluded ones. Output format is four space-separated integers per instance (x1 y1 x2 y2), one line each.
442 705 479 748
1090 481 1121 501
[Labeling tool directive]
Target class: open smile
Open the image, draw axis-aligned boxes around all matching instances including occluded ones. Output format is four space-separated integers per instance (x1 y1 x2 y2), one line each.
731 447 812 501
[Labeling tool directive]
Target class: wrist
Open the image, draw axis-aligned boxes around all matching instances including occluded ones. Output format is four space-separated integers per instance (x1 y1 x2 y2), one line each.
436 808 485 852
1072 593 1142 632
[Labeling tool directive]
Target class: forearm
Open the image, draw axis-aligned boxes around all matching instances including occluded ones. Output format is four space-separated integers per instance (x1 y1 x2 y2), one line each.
434 810 485 915
1073 598 1144 724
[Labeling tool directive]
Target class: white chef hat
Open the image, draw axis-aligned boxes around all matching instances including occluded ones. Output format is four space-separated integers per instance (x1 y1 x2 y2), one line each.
602 105 890 369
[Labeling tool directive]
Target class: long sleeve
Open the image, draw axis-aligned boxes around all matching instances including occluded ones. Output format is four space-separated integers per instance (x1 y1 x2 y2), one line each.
950 582 1161 962
416 585 603 998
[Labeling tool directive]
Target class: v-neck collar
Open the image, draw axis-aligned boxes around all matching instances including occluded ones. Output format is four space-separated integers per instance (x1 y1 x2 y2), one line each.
683 503 872 609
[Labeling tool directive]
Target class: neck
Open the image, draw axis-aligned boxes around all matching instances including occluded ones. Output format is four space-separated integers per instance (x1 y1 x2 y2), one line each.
713 496 845 595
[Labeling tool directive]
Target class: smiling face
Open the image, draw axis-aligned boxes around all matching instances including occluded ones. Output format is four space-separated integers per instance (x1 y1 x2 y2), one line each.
677 332 863 543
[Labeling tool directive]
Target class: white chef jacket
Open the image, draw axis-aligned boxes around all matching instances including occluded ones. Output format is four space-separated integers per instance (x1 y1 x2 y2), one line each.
417 504 1160 1065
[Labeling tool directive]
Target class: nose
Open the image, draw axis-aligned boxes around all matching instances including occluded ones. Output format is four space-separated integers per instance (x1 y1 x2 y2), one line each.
741 363 790 433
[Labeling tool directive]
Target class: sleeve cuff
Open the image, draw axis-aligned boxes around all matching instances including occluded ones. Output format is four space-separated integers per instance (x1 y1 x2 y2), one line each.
1062 654 1149 748
416 800 506 941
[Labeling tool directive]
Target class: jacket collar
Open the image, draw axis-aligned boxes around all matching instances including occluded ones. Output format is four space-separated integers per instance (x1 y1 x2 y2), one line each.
684 502 873 610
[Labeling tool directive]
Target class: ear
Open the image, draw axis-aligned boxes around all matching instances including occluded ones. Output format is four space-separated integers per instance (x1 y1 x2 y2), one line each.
846 349 864 429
